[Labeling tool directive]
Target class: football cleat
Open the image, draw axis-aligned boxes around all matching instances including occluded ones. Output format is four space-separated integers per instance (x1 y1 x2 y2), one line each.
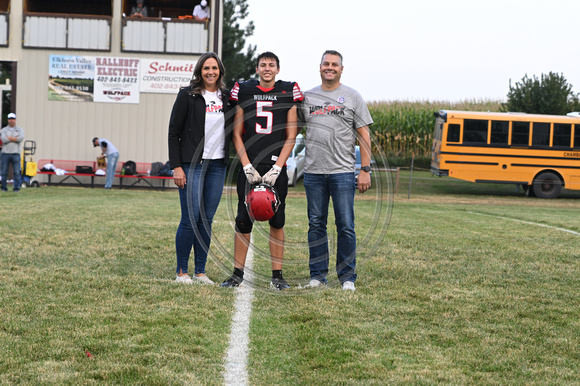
220 275 243 288
270 277 290 290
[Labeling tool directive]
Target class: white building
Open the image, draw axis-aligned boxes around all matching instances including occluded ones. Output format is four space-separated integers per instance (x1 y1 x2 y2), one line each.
1 0 223 174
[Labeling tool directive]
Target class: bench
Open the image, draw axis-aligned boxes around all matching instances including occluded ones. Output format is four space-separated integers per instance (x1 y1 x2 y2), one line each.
37 159 173 190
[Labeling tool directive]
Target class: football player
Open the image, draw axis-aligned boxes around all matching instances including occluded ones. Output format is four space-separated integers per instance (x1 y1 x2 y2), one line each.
221 51 303 290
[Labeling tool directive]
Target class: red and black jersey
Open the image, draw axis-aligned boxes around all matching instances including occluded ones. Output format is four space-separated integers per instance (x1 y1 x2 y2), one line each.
230 79 303 165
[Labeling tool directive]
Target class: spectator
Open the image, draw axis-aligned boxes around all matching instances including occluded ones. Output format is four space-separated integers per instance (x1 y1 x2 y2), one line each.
168 52 233 285
130 0 148 17
301 50 374 291
1 113 24 193
92 137 119 189
193 0 210 20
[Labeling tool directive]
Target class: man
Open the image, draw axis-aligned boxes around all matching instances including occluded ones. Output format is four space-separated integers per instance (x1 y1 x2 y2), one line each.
1 113 24 192
193 0 210 20
301 50 373 291
130 0 148 17
221 51 303 290
92 137 119 189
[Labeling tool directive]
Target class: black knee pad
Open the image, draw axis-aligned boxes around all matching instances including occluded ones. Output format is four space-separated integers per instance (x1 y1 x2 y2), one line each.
235 219 253 234
235 201 254 233
268 202 285 229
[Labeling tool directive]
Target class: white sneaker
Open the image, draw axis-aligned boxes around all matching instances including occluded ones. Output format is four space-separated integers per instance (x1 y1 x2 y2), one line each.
193 275 215 285
175 275 194 284
342 281 356 291
305 279 324 288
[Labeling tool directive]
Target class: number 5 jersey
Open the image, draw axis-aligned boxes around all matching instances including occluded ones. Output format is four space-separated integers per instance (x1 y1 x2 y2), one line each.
230 79 303 166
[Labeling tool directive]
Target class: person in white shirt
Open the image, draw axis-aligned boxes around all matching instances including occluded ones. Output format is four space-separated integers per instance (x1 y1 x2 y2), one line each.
168 52 233 285
193 0 210 20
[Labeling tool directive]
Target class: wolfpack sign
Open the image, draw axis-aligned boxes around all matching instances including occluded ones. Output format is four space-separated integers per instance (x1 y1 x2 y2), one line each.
94 56 140 104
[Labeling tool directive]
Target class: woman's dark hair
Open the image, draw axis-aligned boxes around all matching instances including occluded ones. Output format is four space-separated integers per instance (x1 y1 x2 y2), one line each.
188 52 226 95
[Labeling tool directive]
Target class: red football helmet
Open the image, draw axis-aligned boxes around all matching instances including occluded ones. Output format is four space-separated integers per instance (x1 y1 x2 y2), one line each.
245 183 280 221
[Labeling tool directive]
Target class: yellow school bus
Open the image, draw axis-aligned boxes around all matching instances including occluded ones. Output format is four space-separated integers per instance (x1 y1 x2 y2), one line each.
431 110 580 198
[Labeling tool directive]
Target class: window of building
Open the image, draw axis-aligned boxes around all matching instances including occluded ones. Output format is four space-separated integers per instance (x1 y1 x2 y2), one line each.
490 120 509 145
25 0 112 16
123 1 209 19
511 121 530 146
553 123 571 148
532 122 550 147
120 1 211 54
463 119 488 144
0 0 7 47
22 0 112 50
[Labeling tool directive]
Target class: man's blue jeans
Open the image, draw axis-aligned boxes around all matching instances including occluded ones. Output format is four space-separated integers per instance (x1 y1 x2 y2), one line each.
105 152 119 189
176 160 226 275
1 153 22 192
303 172 357 284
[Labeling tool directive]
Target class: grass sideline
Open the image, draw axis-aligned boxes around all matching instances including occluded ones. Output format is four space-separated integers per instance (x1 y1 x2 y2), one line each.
1 180 579 384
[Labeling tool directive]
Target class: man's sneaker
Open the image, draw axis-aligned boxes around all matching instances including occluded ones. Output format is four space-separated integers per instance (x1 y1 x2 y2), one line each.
175 275 194 284
193 275 215 285
305 279 324 288
220 275 243 288
342 281 356 291
270 277 290 290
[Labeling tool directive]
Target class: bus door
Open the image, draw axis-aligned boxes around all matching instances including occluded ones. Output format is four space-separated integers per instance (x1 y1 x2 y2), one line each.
431 112 447 176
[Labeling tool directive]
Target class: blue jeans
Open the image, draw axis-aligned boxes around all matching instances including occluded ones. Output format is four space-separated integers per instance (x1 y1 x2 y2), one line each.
176 160 226 275
1 153 21 192
105 152 119 189
304 172 357 284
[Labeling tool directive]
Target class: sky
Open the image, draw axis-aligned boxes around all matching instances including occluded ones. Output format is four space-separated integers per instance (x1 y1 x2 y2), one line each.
244 0 580 102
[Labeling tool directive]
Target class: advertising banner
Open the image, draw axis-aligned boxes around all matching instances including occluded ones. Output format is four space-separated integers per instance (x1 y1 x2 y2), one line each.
140 59 196 94
48 55 94 102
94 56 140 104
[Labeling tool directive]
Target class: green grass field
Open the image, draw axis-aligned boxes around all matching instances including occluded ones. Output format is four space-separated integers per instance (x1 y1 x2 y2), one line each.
1 174 579 384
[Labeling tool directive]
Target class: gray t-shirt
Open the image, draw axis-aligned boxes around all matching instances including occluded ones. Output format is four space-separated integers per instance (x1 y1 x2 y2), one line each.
302 84 373 174
98 138 119 157
0 125 25 154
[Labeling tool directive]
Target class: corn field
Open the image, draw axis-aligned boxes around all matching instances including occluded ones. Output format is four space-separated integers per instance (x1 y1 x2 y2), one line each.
368 99 503 158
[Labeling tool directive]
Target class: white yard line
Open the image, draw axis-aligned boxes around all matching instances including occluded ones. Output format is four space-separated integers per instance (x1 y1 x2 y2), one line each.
467 211 580 236
223 240 255 386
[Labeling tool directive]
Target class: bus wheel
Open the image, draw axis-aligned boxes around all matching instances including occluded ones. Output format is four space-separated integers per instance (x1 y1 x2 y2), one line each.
532 172 561 199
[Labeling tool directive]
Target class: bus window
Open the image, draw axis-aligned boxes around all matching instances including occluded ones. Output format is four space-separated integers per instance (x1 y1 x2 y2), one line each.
553 123 571 148
463 119 488 144
575 125 580 148
532 122 550 147
434 121 443 141
511 121 530 146
490 121 509 145
447 124 460 142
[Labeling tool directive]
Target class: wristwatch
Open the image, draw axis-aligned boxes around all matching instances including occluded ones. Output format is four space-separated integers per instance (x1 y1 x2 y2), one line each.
361 165 371 172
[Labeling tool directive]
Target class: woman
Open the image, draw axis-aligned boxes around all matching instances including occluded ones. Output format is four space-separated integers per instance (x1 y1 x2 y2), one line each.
168 52 233 284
